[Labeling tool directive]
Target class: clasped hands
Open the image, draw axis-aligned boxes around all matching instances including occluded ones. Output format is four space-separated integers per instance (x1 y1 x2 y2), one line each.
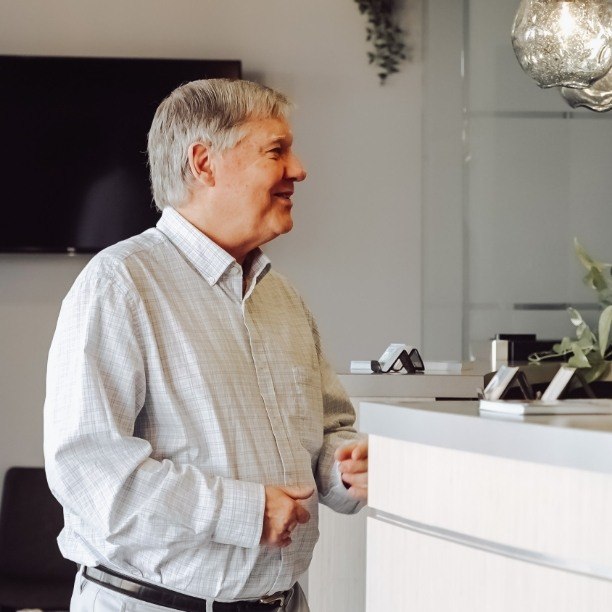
260 439 368 548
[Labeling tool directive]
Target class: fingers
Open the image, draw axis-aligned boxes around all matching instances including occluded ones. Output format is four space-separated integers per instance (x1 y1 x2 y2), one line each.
342 471 368 485
295 504 310 525
261 485 314 548
334 443 356 462
347 484 368 502
337 441 368 476
351 440 368 460
334 439 368 462
280 485 312 523
336 439 369 503
340 470 367 488
278 517 300 547
340 469 368 502
338 458 368 474
281 485 314 500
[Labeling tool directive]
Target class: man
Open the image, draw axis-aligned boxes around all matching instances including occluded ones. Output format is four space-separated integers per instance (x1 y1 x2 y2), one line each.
44 79 367 612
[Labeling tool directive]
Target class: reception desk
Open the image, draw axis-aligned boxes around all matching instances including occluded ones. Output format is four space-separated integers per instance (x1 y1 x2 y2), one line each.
360 400 612 610
306 367 491 612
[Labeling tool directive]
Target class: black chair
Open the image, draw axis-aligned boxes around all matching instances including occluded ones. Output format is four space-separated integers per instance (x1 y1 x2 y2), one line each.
0 467 76 611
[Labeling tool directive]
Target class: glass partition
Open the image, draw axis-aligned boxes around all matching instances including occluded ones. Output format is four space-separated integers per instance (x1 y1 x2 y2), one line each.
423 0 612 362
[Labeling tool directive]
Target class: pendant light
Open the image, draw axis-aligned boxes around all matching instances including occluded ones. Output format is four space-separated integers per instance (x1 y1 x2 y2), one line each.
511 0 612 89
560 65 612 109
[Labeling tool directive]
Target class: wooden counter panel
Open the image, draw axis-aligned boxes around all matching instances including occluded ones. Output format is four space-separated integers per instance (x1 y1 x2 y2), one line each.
369 434 612 574
366 518 612 611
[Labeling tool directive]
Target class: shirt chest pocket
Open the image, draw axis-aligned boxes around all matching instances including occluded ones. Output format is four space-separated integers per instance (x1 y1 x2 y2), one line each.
286 366 324 454
292 364 322 405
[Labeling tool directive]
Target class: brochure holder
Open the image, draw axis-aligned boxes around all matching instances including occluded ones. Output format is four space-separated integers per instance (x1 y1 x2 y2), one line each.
541 366 596 400
374 343 425 374
482 365 535 400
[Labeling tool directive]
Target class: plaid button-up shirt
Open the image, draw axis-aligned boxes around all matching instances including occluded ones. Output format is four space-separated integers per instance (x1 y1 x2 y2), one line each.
44 207 360 602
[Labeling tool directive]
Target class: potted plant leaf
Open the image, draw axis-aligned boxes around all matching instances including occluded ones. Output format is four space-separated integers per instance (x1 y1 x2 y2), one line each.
529 239 612 383
354 0 409 83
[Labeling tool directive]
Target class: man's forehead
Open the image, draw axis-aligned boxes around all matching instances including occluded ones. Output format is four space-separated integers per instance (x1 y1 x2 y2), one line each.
243 116 293 143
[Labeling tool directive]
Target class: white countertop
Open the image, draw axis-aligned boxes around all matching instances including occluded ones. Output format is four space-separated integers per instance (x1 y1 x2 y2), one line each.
360 400 612 475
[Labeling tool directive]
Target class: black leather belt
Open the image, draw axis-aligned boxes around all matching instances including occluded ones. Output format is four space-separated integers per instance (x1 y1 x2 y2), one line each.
82 566 290 611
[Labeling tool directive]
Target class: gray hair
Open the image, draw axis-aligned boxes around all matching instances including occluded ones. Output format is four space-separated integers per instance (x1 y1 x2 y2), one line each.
147 78 293 210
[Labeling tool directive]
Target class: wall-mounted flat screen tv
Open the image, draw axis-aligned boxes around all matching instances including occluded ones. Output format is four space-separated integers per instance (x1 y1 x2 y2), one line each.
0 55 241 253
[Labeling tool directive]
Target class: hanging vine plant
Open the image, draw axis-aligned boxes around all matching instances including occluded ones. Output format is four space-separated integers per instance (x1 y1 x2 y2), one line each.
354 0 409 84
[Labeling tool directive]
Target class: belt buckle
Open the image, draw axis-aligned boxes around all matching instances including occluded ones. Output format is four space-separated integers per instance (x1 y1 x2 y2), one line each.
259 591 286 606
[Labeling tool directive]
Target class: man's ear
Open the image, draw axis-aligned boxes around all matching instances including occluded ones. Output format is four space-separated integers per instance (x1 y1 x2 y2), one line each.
188 142 215 187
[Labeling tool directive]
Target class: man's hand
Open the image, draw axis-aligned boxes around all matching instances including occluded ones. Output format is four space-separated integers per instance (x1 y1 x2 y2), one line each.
260 485 313 548
335 438 368 502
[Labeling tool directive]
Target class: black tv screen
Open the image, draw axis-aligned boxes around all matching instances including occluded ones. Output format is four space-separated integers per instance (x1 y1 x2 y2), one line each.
0 55 241 253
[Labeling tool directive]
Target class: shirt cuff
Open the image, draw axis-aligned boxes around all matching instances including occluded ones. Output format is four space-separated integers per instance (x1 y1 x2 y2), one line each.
212 479 265 549
319 462 364 515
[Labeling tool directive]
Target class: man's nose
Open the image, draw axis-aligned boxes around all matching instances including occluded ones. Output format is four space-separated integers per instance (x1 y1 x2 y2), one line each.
287 153 307 182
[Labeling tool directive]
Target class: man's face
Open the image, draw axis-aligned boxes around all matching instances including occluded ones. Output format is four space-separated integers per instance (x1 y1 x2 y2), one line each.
209 116 307 252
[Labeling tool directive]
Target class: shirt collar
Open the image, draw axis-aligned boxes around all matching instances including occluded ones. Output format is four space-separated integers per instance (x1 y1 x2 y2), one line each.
156 207 271 287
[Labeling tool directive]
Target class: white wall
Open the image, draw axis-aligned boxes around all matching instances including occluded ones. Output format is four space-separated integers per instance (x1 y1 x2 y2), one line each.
421 0 465 361
0 0 423 483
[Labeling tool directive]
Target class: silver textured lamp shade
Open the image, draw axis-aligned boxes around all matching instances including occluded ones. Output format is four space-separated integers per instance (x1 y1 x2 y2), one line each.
560 66 612 109
511 0 612 89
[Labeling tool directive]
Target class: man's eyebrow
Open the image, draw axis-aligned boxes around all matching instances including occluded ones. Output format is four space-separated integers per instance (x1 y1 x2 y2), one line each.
266 134 293 146
258 133 293 152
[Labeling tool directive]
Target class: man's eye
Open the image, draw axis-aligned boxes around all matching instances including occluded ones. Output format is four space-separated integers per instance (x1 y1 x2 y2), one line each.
268 148 282 156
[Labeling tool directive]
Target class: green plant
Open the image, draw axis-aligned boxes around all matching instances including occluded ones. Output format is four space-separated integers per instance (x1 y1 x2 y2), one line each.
354 0 408 84
529 239 612 382
574 238 612 306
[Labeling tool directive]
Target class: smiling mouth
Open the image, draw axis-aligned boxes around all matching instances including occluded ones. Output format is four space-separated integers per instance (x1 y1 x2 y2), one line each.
274 191 294 202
